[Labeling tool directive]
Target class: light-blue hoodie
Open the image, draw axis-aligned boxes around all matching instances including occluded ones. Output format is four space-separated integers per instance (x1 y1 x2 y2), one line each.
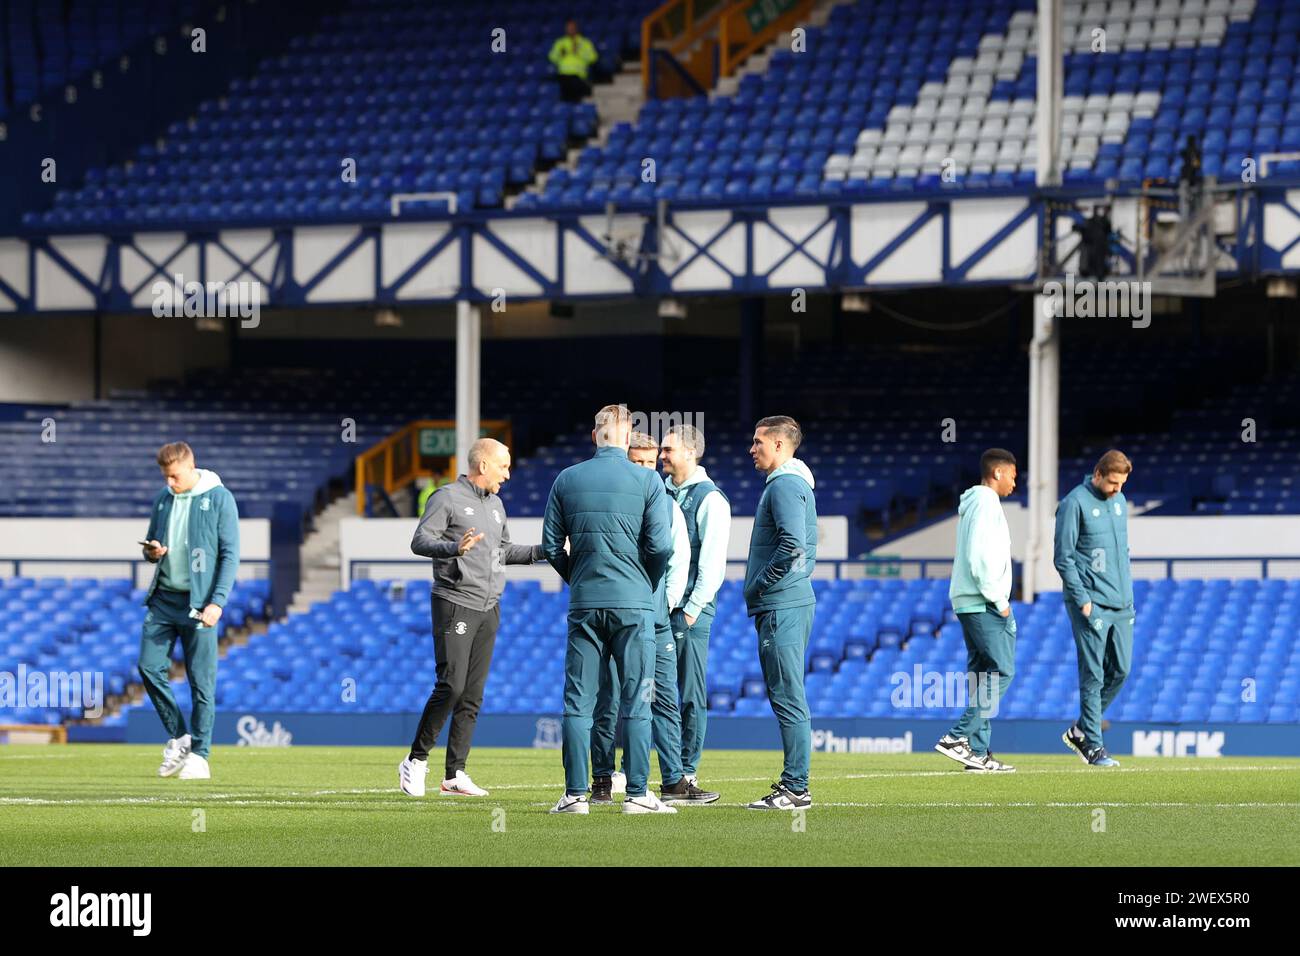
948 484 1012 614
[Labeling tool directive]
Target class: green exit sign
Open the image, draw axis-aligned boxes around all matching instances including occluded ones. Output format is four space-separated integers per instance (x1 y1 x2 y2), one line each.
419 427 489 457
746 0 798 32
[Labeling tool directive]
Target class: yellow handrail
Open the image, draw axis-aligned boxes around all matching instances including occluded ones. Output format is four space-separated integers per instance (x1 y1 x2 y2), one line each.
354 419 513 515
643 0 687 95
718 0 814 79
641 0 813 96
642 0 730 95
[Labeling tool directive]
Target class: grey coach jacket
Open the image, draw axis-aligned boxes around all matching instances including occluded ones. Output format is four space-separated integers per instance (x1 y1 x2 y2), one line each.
411 475 543 612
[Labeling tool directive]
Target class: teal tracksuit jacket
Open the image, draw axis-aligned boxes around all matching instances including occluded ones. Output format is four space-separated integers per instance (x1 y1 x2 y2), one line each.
543 445 674 797
1053 476 1134 612
744 457 817 792
138 469 240 759
1053 475 1136 752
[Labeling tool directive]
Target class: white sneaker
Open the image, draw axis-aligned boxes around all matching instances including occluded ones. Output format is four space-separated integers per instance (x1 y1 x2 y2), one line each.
934 734 982 769
440 769 488 796
610 771 627 794
158 734 192 777
623 792 678 814
550 793 590 814
964 752 1016 773
177 752 210 780
399 757 428 797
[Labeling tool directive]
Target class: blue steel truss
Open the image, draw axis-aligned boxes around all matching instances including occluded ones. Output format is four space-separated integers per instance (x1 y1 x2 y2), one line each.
0 184 1291 315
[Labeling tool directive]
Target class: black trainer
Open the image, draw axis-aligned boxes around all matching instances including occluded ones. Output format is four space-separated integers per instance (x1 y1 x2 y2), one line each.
1062 723 1089 763
660 777 721 805
590 774 613 804
964 751 1016 773
746 782 812 810
1085 746 1120 767
934 733 982 769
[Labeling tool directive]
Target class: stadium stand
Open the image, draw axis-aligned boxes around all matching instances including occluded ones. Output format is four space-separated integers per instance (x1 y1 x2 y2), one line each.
0 352 609 521
24 0 654 230
0 389 392 521
2 339 1293 529
0 575 269 727
823 0 1293 190
29 0 1300 227
517 0 1300 208
61 576 1293 727
1 0 201 117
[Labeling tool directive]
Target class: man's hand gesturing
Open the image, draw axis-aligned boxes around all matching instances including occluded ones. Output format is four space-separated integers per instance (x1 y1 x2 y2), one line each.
458 528 485 555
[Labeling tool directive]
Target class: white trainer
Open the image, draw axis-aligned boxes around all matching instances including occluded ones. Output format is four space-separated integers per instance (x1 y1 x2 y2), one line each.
610 771 627 794
934 733 982 769
398 756 428 797
623 792 678 814
158 734 192 777
440 769 488 796
177 752 210 780
550 793 590 814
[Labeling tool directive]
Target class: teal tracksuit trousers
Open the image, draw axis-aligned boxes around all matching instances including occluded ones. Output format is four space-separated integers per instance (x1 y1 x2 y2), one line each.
948 605 1017 756
591 621 683 787
755 603 815 793
672 607 714 778
1067 602 1134 751
562 607 655 797
137 587 218 758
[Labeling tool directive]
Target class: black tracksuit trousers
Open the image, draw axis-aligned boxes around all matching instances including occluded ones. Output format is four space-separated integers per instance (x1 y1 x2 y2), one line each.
408 596 500 777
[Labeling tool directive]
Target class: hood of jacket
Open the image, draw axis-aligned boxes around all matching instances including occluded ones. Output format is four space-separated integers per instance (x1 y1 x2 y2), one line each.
766 457 815 489
666 465 714 493
958 484 998 516
171 469 223 498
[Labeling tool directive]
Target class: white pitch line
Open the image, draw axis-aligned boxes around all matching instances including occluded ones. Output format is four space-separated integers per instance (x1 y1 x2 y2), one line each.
205 799 479 809
0 795 481 809
844 764 1300 780
4 761 1296 801
4 763 1298 807
701 801 1300 810
0 753 79 759
6 793 1299 811
309 790 548 796
521 800 1300 810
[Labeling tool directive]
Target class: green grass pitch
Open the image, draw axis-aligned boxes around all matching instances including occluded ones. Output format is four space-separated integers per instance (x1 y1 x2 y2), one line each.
2 745 1298 866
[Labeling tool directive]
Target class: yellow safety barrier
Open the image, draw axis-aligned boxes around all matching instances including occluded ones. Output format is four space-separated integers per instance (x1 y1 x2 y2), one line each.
354 419 512 516
642 0 814 97
719 0 814 79
642 0 731 97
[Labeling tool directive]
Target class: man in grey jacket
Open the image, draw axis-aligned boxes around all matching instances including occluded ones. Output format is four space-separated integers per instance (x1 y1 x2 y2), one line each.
398 438 543 798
